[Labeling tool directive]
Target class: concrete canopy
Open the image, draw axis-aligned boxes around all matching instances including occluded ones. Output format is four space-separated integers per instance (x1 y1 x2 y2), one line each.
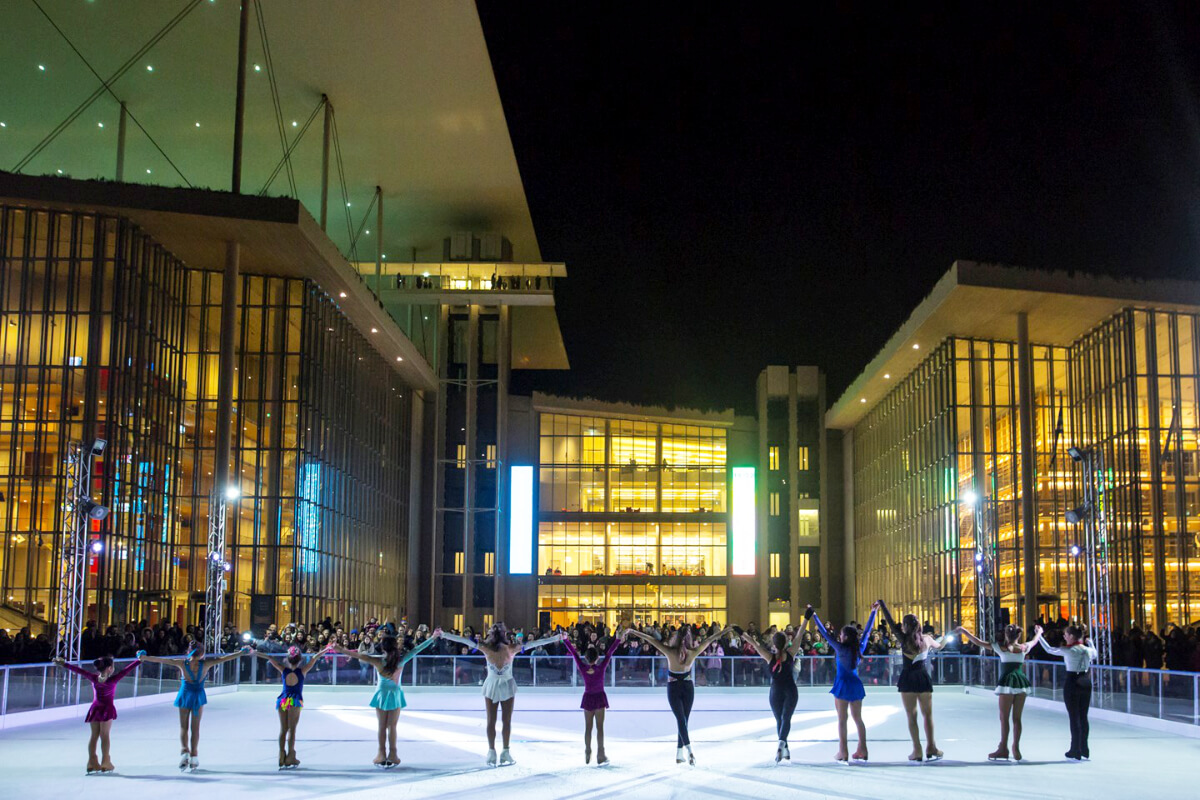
0 0 542 263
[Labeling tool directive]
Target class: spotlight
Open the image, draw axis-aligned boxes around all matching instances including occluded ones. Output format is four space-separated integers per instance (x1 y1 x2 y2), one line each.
960 490 978 505
79 499 110 521
222 561 232 572
1067 446 1086 463
90 540 103 554
223 485 241 502
1066 504 1088 524
974 551 983 563
90 439 107 456
242 632 252 642
1069 544 1082 557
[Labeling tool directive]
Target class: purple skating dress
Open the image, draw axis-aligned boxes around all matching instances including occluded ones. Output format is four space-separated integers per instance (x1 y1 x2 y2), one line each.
60 660 141 722
566 637 620 711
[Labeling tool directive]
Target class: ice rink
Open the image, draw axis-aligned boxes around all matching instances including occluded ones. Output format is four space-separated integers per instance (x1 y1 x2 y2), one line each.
1 686 1194 799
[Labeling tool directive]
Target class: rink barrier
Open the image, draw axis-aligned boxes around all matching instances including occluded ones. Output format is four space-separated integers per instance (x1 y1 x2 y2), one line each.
3 653 1198 729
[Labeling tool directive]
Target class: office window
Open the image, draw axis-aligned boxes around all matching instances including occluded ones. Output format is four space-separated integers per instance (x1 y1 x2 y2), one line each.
482 613 494 628
485 444 497 469
483 551 495 574
453 613 464 631
456 443 467 469
798 552 810 578
769 446 780 471
770 492 780 516
770 552 781 578
798 446 810 471
454 551 465 574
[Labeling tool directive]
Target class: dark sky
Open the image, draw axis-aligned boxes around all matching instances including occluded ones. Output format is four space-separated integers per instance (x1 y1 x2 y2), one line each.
477 2 1200 415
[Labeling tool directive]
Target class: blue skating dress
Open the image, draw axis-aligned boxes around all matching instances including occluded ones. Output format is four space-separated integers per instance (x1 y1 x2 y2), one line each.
813 608 877 703
174 658 208 711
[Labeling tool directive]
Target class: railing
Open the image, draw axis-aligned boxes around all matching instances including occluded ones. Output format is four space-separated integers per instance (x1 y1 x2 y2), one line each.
0 657 244 717
3 654 1198 728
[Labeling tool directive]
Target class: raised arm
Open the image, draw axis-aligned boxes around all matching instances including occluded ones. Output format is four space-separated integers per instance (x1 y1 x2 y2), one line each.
598 631 624 666
136 653 180 668
328 642 382 669
252 649 284 674
787 624 808 657
520 632 565 652
877 599 903 638
300 647 334 675
859 603 880 656
923 633 948 652
440 632 479 651
1019 625 1044 654
399 634 439 666
626 629 670 656
733 626 771 662
954 626 991 650
53 658 96 682
210 647 250 666
110 659 141 682
693 626 730 655
562 637 586 670
808 607 835 647
1037 638 1065 657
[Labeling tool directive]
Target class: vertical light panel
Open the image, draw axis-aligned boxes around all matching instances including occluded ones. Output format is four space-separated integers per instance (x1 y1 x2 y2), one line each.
509 465 534 574
732 466 756 575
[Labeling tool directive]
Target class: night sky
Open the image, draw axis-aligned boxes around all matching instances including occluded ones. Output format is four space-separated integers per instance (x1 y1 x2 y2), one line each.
478 3 1200 414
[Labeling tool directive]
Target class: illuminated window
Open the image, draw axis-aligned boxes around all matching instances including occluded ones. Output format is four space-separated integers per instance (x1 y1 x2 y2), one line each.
484 551 495 574
482 613 494 628
769 446 780 471
798 446 810 471
454 551 464 573
456 443 466 468
798 552 810 578
453 613 464 631
770 552 781 578
485 444 497 469
770 492 780 516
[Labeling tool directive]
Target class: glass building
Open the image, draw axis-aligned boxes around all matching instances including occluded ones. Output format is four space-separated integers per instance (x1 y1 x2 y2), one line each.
524 396 759 629
0 189 421 634
830 261 1200 632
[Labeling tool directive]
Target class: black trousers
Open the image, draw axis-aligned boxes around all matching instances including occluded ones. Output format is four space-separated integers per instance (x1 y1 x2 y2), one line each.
1064 672 1092 756
770 682 799 742
667 679 695 747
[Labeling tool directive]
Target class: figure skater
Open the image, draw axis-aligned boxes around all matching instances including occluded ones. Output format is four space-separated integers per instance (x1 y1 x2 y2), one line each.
252 644 331 769
52 655 141 774
1037 624 1097 761
737 623 806 762
441 624 565 766
878 600 948 762
955 623 1043 762
328 630 441 767
563 627 629 765
626 623 730 765
138 641 248 771
805 602 879 764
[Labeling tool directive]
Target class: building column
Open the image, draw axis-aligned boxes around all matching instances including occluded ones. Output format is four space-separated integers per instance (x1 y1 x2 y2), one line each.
841 429 855 616
1017 312 1038 630
462 306 480 625
756 379 769 622
494 306 511 618
786 369 800 615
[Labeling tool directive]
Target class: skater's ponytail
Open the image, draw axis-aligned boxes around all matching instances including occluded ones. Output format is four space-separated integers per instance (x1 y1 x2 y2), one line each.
379 635 400 676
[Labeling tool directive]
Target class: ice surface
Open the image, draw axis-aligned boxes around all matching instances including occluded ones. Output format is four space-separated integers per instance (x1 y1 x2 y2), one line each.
0 686 1187 799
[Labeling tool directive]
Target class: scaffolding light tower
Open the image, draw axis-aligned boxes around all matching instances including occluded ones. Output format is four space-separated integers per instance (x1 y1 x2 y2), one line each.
54 439 108 662
203 487 230 654
973 492 997 645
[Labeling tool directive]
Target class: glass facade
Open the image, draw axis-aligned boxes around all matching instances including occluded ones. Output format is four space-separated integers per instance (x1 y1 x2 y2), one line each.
854 309 1200 631
0 203 411 633
536 412 729 626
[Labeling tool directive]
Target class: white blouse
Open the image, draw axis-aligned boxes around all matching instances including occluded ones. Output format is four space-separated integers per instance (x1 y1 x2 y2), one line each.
1040 641 1098 673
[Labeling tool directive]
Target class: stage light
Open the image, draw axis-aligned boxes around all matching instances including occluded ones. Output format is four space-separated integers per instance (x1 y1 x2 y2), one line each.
1067 446 1086 463
91 541 103 554
242 632 252 642
223 485 241 502
960 490 978 505
1069 544 1082 557
90 439 107 456
1066 504 1087 524
222 561 232 572
80 499 110 521
974 551 983 563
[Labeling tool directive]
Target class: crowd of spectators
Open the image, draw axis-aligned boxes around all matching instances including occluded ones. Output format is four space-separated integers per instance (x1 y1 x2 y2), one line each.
3 613 1200 675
